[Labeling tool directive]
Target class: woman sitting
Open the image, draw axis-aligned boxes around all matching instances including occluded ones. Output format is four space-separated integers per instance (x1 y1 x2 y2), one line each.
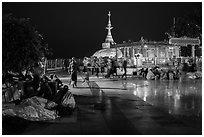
146 69 155 80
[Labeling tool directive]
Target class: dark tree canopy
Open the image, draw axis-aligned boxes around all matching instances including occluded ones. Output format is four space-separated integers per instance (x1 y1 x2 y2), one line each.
167 10 202 57
2 14 51 73
167 9 202 39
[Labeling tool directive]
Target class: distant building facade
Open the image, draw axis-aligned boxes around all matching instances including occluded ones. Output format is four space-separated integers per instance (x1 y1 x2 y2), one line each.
111 38 180 65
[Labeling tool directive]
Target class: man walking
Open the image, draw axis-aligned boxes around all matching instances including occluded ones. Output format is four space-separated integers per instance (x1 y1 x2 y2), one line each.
121 59 127 80
69 57 78 88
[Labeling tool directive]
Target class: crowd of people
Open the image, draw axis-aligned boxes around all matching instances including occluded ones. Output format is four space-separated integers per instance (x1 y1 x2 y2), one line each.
3 56 200 95
2 56 202 102
137 66 181 80
65 56 202 83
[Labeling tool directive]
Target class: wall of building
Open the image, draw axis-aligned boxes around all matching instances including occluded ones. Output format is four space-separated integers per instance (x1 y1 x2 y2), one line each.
116 43 180 66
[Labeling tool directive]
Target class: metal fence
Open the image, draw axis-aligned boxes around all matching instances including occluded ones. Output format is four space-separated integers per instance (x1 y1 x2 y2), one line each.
46 59 65 71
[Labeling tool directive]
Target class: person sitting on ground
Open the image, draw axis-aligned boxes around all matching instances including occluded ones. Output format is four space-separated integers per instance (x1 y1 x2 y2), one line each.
143 68 148 78
152 66 160 71
95 62 100 78
143 68 149 78
82 69 90 84
182 63 189 72
188 63 197 72
18 72 26 81
167 70 174 80
153 68 161 80
139 68 144 76
22 86 36 99
160 69 168 80
54 75 63 89
49 74 54 81
37 76 53 100
53 85 75 116
53 85 69 104
174 67 181 80
49 74 63 89
146 69 155 80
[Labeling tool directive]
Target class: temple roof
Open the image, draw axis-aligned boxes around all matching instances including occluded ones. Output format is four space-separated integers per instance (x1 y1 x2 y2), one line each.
112 41 173 48
92 48 123 58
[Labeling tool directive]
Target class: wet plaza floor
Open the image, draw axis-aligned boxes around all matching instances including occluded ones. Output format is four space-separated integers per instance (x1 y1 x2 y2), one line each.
96 78 202 117
3 74 202 135
89 77 202 134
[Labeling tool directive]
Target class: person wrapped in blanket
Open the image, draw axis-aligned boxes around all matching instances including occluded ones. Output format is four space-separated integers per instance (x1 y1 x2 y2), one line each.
3 75 75 121
49 74 63 90
52 85 76 116
36 75 75 110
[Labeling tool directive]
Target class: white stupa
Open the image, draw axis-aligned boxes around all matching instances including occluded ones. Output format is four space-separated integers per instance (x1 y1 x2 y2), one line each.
93 11 122 58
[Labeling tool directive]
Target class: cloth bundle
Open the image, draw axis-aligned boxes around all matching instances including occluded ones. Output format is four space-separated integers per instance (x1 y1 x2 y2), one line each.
3 96 58 121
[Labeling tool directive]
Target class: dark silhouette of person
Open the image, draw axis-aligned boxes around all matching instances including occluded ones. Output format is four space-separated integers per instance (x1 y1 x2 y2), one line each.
64 59 68 71
37 77 53 100
53 85 69 104
122 59 127 79
69 57 78 88
111 58 117 77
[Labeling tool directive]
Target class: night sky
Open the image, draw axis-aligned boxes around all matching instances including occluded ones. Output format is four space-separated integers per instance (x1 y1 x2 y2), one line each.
2 2 201 59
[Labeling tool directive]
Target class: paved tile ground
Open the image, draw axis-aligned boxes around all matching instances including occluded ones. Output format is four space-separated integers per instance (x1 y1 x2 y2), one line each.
2 74 202 135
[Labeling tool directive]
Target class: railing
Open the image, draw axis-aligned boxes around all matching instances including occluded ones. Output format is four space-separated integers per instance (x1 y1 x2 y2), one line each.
46 59 65 71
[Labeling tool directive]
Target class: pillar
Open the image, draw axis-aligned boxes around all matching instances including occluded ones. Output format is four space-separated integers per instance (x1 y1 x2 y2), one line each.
165 47 169 64
155 47 159 65
192 45 195 58
127 47 130 58
166 47 169 59
132 47 135 58
55 59 57 68
123 48 126 58
175 46 180 57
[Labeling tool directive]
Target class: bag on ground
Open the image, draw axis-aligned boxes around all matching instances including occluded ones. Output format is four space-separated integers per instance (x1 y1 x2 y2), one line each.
61 91 76 109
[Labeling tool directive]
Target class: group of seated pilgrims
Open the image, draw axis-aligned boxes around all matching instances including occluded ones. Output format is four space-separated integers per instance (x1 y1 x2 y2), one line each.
138 66 181 80
23 74 65 101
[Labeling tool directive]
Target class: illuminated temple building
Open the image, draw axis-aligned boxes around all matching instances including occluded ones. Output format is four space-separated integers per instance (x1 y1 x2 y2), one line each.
92 11 189 65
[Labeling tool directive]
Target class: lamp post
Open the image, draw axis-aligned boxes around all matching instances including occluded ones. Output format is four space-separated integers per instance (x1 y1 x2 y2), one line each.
115 43 117 61
141 37 145 55
154 45 157 66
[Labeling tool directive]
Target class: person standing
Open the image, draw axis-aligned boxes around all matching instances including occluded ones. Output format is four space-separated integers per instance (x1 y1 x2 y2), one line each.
121 59 127 80
69 57 78 88
111 58 118 77
64 59 68 72
95 61 100 78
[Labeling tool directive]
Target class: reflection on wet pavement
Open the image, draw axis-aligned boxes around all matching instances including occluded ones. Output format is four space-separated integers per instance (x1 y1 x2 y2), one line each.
121 79 202 117
95 78 201 134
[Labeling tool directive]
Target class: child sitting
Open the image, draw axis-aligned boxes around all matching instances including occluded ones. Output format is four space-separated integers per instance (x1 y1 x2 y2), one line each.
82 69 90 84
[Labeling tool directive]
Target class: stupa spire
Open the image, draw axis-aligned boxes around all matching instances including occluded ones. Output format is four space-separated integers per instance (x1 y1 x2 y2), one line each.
105 11 114 44
102 11 115 48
